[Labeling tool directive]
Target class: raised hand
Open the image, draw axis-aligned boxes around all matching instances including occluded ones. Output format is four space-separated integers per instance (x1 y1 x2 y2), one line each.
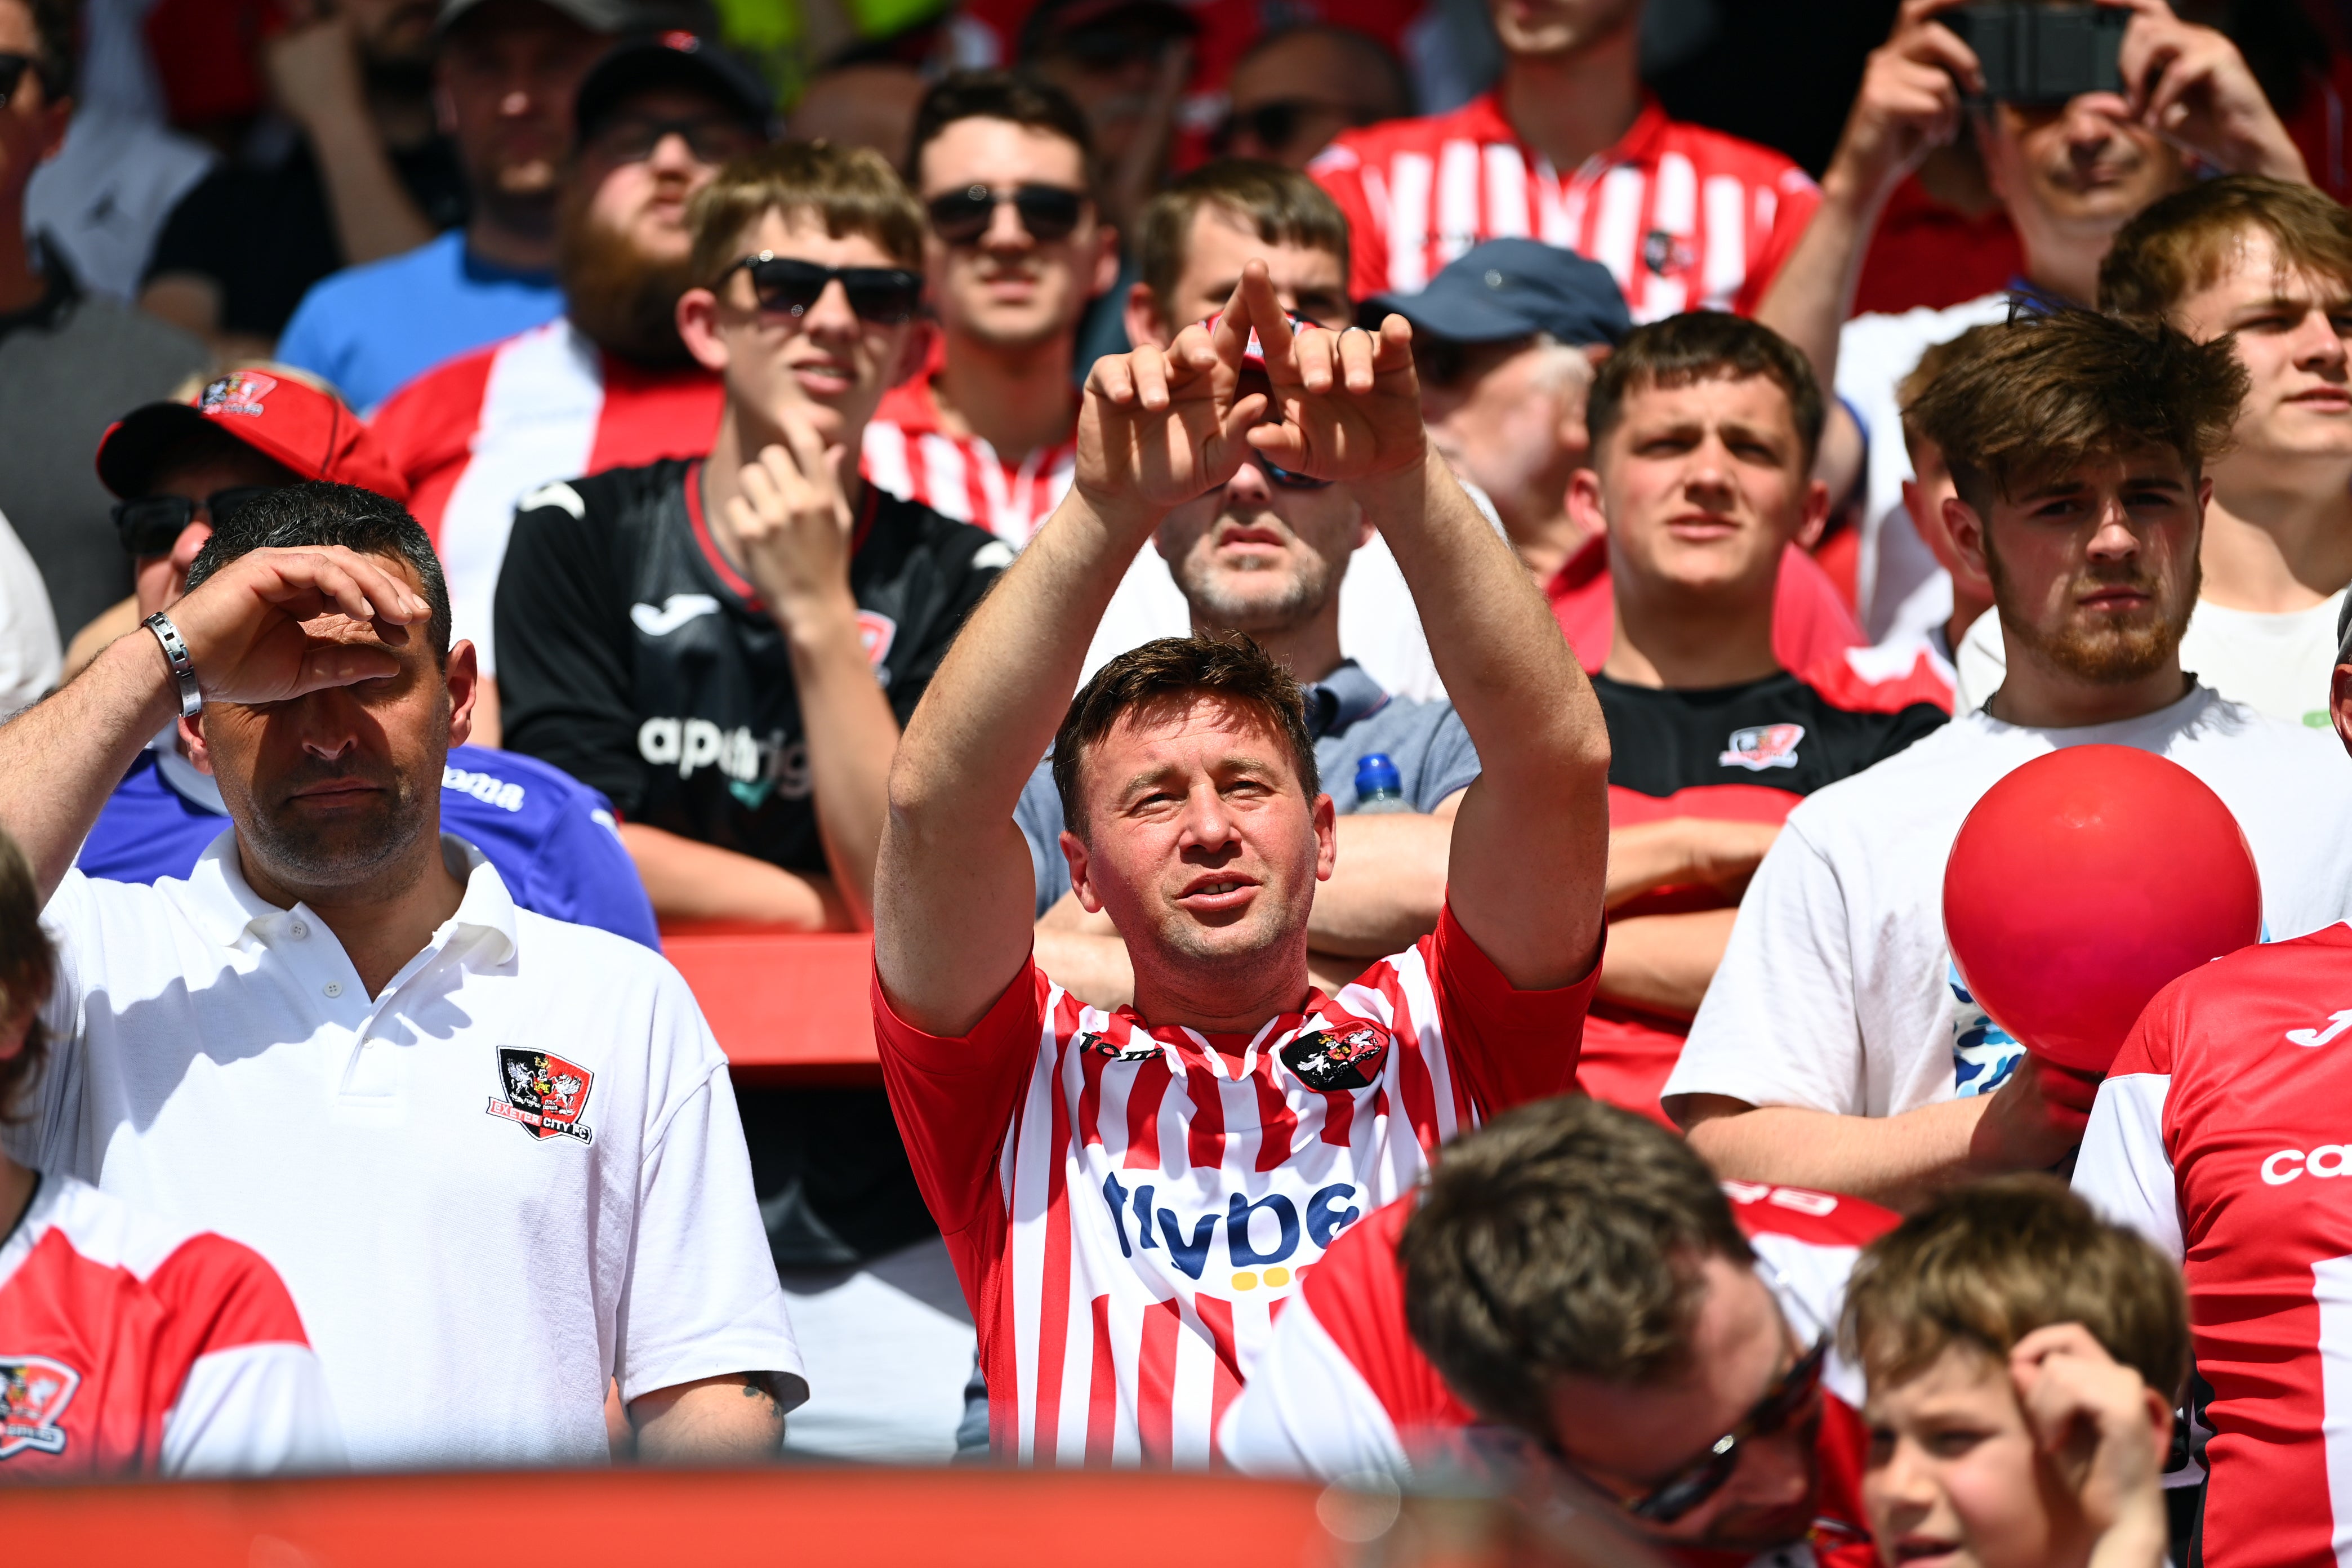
162 546 430 708
1231 264 1428 484
1830 0 1980 208
729 412 857 623
1073 327 1266 526
2112 0 2308 181
2008 1324 2171 1568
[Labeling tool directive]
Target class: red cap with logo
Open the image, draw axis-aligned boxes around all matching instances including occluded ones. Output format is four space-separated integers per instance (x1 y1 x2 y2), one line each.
95 369 411 504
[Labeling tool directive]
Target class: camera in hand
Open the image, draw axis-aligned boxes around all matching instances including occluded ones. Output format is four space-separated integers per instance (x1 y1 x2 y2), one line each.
1945 3 2128 105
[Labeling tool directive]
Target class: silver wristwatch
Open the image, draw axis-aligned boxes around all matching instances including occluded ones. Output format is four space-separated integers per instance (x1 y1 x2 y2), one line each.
144 612 201 718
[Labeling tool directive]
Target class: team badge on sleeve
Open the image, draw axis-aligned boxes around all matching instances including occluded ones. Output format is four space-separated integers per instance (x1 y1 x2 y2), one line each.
0 1356 79 1459
487 1049 596 1144
1282 1023 1392 1092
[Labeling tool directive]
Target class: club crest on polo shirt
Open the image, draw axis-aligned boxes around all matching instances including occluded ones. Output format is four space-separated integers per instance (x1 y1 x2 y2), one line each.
0 1355 78 1459
200 370 276 418
1282 1023 1391 1092
487 1049 596 1144
1720 723 1806 772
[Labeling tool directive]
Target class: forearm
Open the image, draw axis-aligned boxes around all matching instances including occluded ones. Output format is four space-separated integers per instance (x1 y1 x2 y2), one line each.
1753 171 1885 397
1607 820 1711 908
0 631 180 900
1596 908 1737 1018
628 1374 785 1463
617 822 849 930
1308 810 1452 955
783 597 901 930
1034 925 1133 1009
1681 1097 1989 1212
304 112 434 264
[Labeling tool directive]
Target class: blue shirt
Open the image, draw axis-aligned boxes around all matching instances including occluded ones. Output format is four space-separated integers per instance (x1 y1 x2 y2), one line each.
78 741 662 950
275 231 562 411
1014 661 1482 918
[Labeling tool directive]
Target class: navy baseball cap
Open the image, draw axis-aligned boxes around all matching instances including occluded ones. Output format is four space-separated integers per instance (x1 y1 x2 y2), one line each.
1368 238 1631 348
573 31 775 145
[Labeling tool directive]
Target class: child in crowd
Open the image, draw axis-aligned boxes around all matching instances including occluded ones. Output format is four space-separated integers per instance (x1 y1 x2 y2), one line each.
1842 1178 2185 1568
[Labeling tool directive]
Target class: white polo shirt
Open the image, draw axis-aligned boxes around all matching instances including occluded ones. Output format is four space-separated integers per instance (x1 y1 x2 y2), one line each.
9 832 804 1471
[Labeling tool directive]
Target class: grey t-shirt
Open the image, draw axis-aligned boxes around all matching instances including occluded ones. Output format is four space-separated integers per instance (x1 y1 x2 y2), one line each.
1016 660 1482 917
0 251 210 639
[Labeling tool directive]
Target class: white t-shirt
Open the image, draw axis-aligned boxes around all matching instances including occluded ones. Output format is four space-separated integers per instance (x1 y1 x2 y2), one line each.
1663 684 2352 1121
0 505 59 715
1955 592 2347 729
12 834 804 1470
1836 292 2015 644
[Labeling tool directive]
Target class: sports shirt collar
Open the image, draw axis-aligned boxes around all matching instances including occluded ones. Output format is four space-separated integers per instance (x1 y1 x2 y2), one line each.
179 830 520 967
1463 90 1672 178
1303 659 1391 738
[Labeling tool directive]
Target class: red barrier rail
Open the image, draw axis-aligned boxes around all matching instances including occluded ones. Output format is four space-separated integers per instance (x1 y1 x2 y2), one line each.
661 924 880 1084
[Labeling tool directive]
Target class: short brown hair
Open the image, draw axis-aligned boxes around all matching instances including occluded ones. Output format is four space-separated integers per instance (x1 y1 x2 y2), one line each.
1906 308 2246 522
687 140 926 287
907 70 1093 188
1135 161 1349 323
1399 1097 1755 1441
1051 634 1319 838
2100 175 2352 323
1897 323 2006 467
1842 1175 2189 1401
1586 310 1824 469
0 828 57 1125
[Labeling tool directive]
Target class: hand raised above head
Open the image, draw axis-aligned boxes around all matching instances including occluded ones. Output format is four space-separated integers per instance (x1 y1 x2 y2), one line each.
1226 263 1427 486
1073 324 1267 525
164 546 430 709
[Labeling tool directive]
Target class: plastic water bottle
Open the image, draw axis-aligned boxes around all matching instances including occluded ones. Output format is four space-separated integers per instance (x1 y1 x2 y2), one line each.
1354 752 1410 813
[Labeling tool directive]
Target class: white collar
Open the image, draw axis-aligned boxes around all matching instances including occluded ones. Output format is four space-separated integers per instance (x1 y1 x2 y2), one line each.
180 831 520 969
1963 678 2218 742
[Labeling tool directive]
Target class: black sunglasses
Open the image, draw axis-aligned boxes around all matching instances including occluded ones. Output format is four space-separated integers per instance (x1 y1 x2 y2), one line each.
725 253 923 325
113 487 277 558
1211 97 1384 157
0 53 56 111
1584 1335 1830 1525
587 114 761 166
925 184 1088 246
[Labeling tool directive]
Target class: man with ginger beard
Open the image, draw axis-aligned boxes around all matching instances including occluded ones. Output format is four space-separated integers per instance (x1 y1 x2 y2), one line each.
1663 310 2352 1212
370 30 768 744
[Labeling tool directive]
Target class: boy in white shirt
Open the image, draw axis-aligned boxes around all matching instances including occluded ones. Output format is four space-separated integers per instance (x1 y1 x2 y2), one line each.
1668 308 2352 1210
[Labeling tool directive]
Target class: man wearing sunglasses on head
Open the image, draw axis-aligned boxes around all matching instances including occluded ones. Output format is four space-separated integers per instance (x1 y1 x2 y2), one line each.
860 72 1117 549
495 142 1007 1461
71 368 660 949
1224 1093 1890 1568
370 29 770 746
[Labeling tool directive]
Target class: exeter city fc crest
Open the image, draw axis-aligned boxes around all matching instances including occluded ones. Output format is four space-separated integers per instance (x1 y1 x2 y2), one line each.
487 1049 596 1144
1719 723 1806 772
0 1355 79 1460
1282 1023 1392 1092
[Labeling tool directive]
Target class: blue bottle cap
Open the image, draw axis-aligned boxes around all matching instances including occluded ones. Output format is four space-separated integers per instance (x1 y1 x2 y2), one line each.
1354 752 1403 795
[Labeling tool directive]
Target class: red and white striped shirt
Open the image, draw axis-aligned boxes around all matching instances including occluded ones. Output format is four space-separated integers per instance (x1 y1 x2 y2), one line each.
1220 1180 1894 1568
0 1173 340 1479
1310 95 1820 320
862 371 1076 547
872 905 1598 1468
369 319 724 675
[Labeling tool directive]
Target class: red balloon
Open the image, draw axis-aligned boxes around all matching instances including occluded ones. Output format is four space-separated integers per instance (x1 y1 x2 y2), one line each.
1943 745 2262 1075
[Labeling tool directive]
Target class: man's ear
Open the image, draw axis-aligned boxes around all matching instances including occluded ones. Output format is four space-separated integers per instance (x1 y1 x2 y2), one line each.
37 93 68 164
676 287 730 373
887 318 936 389
445 639 480 751
1312 791 1337 883
1566 465 1610 538
181 712 212 776
1089 224 1122 302
1794 476 1832 550
1124 279 1169 350
1945 493 1993 583
1060 827 1102 914
2331 663 2352 760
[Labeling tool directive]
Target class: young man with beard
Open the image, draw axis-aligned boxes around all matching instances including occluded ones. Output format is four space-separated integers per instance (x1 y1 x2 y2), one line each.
1958 176 2352 729
276 0 628 412
871 266 1610 1465
1666 310 2352 1211
1307 0 1820 318
861 73 1117 548
1223 1095 1894 1568
494 143 1006 1461
0 484 801 1468
369 31 769 745
140 0 468 358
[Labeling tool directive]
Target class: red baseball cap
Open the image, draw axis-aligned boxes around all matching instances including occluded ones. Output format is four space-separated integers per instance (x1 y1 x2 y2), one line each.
95 369 411 504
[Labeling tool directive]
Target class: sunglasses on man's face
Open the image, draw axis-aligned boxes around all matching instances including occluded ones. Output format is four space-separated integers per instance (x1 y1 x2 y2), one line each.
1211 97 1383 157
113 487 277 558
724 253 924 325
588 114 761 166
1568 1334 1829 1527
0 52 55 112
924 184 1088 246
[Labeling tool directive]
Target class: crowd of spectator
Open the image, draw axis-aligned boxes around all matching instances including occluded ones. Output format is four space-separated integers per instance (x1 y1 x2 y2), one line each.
1 4 2350 1568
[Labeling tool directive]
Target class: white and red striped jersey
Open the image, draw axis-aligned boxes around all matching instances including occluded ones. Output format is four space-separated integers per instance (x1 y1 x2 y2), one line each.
368 318 724 675
1309 95 1820 319
872 905 1598 1468
0 1173 340 1479
862 372 1075 548
1219 1181 1892 1568
2074 923 2352 1568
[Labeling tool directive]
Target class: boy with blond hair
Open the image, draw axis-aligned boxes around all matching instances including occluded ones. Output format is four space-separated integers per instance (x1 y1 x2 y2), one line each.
1843 1177 2188 1568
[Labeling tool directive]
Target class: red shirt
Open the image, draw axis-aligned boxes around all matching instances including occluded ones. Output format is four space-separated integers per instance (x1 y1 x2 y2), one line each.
871 905 1598 1468
2075 924 2352 1568
1546 535 1867 676
0 1174 336 1478
862 368 1075 547
1851 173 2023 318
1219 1182 1894 1568
1309 94 1819 318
